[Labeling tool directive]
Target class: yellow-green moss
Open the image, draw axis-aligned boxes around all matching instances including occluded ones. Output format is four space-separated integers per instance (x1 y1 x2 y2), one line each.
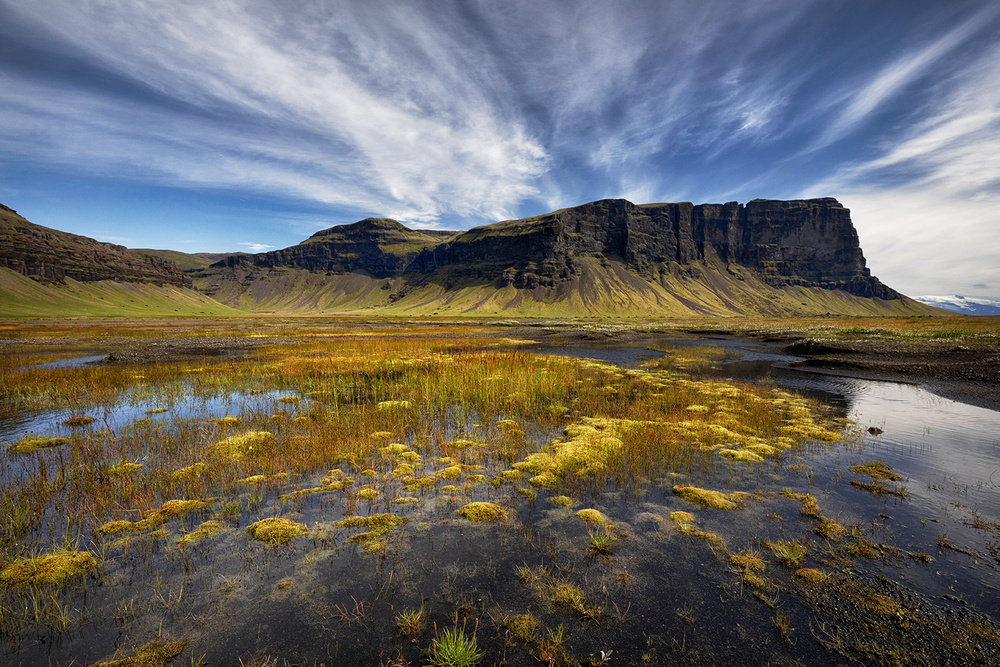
237 472 288 485
850 460 904 481
505 614 539 643
794 568 828 583
457 502 508 523
208 431 274 462
177 520 224 547
718 448 764 463
435 465 463 480
167 462 205 481
669 511 695 525
91 639 188 667
730 550 766 572
64 416 96 427
108 461 143 477
390 463 416 478
380 442 410 457
97 520 135 536
0 550 98 587
245 517 308 544
9 436 70 453
377 400 412 411
213 415 240 427
549 495 573 508
576 509 608 525
672 485 744 510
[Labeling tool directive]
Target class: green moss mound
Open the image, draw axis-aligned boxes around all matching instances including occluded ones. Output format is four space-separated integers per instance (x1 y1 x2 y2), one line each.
456 502 508 523
245 517 308 544
91 639 188 667
0 550 98 587
9 436 70 453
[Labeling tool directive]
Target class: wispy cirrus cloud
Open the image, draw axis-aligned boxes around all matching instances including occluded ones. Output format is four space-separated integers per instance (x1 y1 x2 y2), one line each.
805 38 1000 295
2 0 548 224
1 1 998 294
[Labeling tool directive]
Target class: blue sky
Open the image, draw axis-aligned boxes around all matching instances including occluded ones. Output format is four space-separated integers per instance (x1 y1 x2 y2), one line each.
1 0 998 297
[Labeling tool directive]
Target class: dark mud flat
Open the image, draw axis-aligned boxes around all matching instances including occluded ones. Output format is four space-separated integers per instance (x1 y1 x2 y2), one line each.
774 333 999 411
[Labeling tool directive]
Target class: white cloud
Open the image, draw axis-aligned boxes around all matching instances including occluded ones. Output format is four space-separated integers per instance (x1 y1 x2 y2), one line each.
812 11 989 150
239 242 275 253
3 0 549 225
805 41 1000 295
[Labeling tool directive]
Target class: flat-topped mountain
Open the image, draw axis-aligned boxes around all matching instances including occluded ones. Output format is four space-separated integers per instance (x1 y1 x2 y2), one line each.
0 203 190 287
193 197 929 317
408 198 896 299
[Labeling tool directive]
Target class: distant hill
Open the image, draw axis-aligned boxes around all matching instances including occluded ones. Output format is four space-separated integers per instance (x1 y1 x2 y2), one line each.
0 204 236 317
131 248 244 272
914 295 1000 316
192 198 935 317
0 203 190 286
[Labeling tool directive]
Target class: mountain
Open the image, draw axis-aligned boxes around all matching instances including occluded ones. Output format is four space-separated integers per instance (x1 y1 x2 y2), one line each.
131 249 244 272
193 198 935 317
0 204 237 317
913 295 1000 316
0 203 190 286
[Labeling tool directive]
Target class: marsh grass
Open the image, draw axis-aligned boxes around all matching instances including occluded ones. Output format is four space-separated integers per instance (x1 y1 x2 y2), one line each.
0 320 866 661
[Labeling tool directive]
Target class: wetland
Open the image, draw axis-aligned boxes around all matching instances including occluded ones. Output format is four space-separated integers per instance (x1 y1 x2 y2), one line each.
0 316 998 666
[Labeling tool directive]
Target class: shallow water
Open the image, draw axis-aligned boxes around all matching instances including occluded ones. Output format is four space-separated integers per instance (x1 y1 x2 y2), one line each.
3 337 1000 666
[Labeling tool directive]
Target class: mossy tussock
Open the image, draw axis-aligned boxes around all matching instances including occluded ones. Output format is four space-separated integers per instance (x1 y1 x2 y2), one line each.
672 485 749 510
209 431 275 462
90 639 188 667
457 502 508 523
9 436 70 453
245 517 309 544
337 513 407 553
0 550 98 587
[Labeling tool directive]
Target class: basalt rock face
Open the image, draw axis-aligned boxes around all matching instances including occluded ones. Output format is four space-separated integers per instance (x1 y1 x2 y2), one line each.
0 203 191 287
213 218 456 279
409 198 898 299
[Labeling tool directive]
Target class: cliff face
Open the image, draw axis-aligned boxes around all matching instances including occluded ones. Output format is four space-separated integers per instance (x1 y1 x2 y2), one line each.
409 198 897 299
0 204 191 287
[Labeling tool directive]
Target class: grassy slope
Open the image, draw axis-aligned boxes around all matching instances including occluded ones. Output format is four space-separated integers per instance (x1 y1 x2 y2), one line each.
193 258 937 317
0 268 240 318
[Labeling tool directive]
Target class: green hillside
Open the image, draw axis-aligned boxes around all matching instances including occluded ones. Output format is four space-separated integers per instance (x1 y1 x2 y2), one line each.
0 268 239 318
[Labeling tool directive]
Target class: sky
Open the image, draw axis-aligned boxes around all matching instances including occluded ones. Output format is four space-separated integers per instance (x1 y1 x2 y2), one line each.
1 0 998 297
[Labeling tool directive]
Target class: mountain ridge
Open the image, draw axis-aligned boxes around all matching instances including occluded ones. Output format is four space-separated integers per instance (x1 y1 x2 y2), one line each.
0 198 939 317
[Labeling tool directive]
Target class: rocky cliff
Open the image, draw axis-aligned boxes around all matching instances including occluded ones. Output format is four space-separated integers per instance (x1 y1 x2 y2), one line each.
0 203 191 287
409 198 897 299
190 196 916 316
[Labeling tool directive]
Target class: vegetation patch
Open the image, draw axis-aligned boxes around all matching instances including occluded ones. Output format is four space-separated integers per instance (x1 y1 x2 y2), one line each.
0 550 98 587
576 508 608 525
245 517 308 544
505 613 539 643
91 640 188 667
9 436 70 453
177 520 225 547
672 485 746 510
426 626 482 667
209 431 274 462
850 460 904 481
850 479 907 498
457 502 507 523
